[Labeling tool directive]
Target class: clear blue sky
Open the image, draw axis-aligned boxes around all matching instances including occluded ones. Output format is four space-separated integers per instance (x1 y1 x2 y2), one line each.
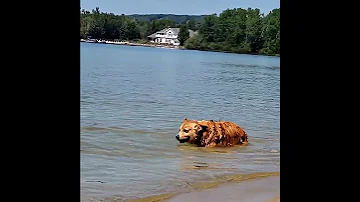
80 0 280 16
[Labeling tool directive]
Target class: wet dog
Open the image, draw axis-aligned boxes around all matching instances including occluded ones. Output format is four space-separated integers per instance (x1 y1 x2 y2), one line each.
175 118 248 147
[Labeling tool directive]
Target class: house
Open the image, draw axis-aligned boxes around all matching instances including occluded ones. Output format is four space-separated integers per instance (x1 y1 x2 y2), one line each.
147 27 197 46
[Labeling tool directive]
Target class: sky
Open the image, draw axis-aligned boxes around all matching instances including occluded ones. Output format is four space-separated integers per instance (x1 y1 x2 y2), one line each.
80 0 280 16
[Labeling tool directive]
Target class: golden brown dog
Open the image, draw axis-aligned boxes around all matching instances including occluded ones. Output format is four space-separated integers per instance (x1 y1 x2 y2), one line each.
175 118 248 147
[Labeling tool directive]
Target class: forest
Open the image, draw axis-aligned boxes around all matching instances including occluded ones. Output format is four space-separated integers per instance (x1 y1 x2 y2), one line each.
80 7 280 56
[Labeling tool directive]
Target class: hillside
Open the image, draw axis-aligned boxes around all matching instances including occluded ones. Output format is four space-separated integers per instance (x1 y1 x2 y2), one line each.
128 14 208 23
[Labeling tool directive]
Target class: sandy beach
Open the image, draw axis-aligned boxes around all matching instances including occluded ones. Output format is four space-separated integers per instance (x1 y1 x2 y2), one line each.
165 175 280 202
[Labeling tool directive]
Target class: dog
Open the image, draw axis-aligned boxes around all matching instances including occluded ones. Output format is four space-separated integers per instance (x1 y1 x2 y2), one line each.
175 118 248 147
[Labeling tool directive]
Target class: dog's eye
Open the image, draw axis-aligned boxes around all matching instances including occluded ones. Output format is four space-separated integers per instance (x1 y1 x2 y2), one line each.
183 129 189 133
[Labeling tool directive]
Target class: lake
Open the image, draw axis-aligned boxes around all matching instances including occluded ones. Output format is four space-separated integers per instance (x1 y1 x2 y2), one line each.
80 43 280 201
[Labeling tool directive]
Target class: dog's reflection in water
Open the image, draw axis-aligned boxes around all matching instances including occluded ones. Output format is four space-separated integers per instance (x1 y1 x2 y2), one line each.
176 144 239 172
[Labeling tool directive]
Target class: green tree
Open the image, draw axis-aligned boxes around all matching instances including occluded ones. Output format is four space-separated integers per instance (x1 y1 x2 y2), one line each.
186 19 197 31
260 8 280 55
125 19 141 40
88 7 105 38
245 8 264 53
199 14 218 42
80 16 94 38
178 24 190 45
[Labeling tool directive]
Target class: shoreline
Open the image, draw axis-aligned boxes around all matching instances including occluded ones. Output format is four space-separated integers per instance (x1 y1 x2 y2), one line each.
80 39 280 57
126 172 280 202
166 175 280 202
80 39 180 50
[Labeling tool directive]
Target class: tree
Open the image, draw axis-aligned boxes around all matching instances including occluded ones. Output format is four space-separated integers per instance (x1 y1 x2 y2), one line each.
125 20 141 40
178 24 190 46
80 16 94 38
245 8 264 53
186 19 197 31
199 14 218 42
88 7 105 38
260 8 280 55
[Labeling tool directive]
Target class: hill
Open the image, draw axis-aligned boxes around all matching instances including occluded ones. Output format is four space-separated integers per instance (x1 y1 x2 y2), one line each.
128 14 208 24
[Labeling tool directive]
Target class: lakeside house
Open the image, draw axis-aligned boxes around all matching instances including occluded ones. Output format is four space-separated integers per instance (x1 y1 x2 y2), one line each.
147 27 197 46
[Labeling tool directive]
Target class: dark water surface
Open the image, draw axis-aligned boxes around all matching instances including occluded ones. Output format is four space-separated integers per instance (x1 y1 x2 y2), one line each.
80 43 280 201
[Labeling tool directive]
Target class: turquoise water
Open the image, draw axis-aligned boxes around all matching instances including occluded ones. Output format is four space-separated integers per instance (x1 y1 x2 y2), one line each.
80 43 280 201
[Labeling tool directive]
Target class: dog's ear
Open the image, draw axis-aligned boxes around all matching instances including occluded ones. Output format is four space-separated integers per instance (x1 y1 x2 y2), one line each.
198 120 208 126
195 124 207 131
183 118 187 121
194 124 202 131
202 125 208 131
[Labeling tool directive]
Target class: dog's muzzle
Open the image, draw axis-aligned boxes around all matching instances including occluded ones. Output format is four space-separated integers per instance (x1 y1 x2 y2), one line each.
176 134 189 143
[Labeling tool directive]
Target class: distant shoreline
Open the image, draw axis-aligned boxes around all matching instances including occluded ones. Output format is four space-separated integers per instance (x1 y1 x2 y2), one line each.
80 39 280 57
80 39 180 50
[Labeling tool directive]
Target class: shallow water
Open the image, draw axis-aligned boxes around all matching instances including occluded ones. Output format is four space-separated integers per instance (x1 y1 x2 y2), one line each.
166 175 280 202
80 43 280 201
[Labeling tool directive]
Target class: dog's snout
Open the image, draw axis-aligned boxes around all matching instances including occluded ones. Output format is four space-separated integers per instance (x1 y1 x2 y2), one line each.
175 134 180 140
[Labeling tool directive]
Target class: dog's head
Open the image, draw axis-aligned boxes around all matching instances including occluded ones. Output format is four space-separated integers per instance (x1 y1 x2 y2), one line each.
176 118 207 144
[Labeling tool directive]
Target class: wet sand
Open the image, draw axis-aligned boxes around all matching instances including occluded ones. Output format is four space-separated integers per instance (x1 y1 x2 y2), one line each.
166 175 279 202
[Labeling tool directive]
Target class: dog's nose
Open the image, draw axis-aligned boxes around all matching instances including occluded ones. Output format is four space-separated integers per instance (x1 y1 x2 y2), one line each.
175 134 180 141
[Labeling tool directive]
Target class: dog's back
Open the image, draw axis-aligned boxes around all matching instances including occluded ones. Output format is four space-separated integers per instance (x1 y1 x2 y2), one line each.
198 120 248 147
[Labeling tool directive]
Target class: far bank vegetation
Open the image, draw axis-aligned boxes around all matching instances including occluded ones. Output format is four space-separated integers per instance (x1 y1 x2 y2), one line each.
80 7 280 56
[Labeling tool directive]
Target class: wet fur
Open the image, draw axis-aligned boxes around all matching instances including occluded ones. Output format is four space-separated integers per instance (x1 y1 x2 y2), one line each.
177 118 248 147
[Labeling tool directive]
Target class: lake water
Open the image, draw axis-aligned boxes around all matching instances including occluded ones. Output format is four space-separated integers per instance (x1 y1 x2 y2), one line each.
80 43 280 201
